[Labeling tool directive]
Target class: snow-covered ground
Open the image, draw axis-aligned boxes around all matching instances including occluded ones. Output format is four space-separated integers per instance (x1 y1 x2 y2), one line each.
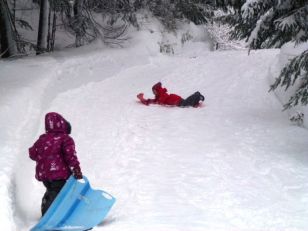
1 22 308 231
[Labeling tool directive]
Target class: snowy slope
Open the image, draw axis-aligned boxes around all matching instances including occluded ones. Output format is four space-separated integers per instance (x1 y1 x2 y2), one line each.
1 24 308 231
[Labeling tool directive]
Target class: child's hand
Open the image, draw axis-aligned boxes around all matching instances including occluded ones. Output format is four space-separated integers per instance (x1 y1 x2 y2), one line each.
137 93 149 105
137 93 144 99
72 167 83 179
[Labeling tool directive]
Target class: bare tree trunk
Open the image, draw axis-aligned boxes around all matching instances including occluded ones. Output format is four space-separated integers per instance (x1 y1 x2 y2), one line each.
13 0 16 26
47 7 56 52
36 0 49 55
0 0 18 58
50 10 56 51
47 5 51 51
73 0 84 47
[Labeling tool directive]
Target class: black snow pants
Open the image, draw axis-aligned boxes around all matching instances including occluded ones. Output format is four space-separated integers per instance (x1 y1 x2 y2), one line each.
179 91 204 107
41 179 66 216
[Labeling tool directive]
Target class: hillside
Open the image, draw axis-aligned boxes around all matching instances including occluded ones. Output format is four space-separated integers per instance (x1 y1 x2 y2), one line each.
1 23 308 231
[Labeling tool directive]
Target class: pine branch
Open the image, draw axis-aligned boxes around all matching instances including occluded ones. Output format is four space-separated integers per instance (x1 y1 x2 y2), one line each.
270 50 308 109
16 19 33 30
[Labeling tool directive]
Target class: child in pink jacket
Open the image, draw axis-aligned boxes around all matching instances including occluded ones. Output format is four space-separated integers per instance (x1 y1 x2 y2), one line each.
29 112 83 216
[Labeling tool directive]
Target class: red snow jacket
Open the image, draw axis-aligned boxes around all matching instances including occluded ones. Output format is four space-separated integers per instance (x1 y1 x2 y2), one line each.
29 112 81 181
149 82 183 106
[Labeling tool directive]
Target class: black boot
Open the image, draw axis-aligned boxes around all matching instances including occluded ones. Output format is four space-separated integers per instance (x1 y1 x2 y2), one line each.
195 91 205 101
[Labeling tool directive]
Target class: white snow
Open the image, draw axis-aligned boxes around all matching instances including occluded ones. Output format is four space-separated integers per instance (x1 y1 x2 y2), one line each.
1 20 308 231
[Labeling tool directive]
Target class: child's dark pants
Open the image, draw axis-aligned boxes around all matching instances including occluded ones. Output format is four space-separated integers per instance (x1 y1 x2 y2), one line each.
41 179 66 216
179 91 204 107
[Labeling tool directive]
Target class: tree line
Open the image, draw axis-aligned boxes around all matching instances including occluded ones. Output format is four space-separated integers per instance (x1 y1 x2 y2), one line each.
0 0 307 109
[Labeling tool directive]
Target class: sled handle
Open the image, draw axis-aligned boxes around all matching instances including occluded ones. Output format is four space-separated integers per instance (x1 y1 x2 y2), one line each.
101 191 114 200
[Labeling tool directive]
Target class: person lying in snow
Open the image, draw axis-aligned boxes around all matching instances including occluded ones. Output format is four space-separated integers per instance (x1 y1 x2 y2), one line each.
137 82 205 107
29 112 83 216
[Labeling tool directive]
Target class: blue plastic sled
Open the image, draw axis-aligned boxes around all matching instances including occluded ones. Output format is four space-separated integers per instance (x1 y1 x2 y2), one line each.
30 175 116 231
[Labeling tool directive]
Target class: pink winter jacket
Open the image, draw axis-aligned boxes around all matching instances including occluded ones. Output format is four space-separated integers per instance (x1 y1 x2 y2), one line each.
29 112 81 182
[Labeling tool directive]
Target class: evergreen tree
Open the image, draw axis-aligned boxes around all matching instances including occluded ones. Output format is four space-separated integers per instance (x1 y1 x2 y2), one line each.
270 50 308 109
215 0 307 49
217 0 308 109
241 0 308 49
243 0 308 109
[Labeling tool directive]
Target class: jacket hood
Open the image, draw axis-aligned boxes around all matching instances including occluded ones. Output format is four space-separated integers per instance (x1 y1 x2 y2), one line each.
152 82 162 91
152 82 167 94
45 112 69 134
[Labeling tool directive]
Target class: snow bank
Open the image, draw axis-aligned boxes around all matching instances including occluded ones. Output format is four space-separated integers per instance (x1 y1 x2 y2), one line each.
127 11 212 57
